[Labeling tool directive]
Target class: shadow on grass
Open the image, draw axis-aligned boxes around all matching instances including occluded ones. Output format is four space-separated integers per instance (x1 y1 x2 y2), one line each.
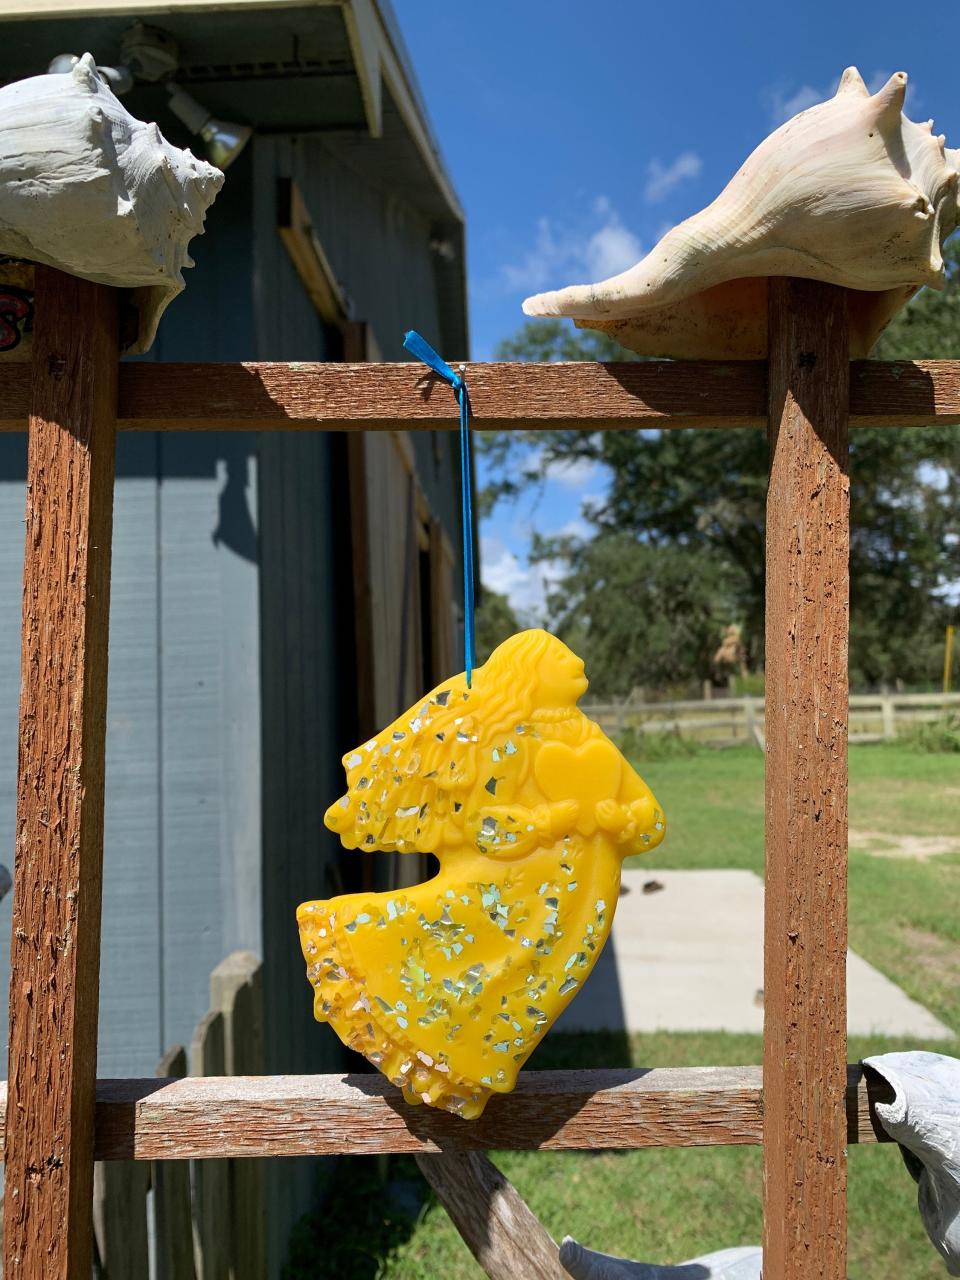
280 1031 633 1280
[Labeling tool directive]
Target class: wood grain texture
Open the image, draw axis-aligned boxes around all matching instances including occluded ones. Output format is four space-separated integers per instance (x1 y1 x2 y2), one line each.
415 1151 566 1280
3 268 118 1280
92 1158 150 1279
2 358 960 433
190 1012 230 1280
210 952 266 1280
764 279 850 1280
154 1045 196 1280
0 1066 889 1159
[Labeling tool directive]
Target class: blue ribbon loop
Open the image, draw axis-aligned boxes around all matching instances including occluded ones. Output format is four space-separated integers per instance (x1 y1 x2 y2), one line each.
403 330 476 686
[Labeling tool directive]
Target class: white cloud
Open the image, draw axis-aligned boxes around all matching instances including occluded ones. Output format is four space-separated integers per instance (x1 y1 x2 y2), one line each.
585 222 642 278
542 456 603 490
770 84 823 124
557 517 590 540
500 217 569 294
481 536 565 621
644 151 702 204
498 201 642 294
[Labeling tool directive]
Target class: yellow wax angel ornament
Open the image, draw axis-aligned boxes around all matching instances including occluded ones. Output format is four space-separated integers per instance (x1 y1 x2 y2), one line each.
297 630 665 1119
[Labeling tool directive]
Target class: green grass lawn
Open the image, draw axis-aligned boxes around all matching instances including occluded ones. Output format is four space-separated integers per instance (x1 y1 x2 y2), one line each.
285 744 959 1280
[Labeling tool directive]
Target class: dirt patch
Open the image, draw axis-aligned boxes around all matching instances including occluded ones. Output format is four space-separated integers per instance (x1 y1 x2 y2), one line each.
849 828 960 860
899 926 960 989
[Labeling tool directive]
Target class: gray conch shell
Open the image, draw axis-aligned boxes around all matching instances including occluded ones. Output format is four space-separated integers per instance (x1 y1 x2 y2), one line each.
524 69 960 358
0 54 223 352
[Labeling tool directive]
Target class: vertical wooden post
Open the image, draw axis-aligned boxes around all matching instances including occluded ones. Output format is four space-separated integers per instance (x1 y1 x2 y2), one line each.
3 267 118 1279
764 278 850 1279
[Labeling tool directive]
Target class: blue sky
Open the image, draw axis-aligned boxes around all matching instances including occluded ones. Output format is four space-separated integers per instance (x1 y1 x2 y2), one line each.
392 1 960 616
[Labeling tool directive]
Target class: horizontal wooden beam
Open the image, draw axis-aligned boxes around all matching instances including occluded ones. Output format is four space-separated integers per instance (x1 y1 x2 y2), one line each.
1 360 960 433
0 1066 891 1159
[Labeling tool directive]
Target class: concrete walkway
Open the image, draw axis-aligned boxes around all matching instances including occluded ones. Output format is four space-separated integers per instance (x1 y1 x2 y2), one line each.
556 868 953 1040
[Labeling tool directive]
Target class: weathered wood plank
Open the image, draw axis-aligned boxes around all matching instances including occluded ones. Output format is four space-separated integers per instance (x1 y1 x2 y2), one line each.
210 953 266 1280
2 358 960 433
764 278 850 1280
122 360 767 432
3 268 118 1280
415 1151 566 1280
154 1045 196 1280
92 1158 150 1279
190 1012 230 1280
849 358 960 426
0 1065 890 1159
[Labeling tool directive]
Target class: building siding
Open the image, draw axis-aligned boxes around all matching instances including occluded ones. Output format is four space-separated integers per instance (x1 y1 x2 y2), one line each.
0 118 463 1275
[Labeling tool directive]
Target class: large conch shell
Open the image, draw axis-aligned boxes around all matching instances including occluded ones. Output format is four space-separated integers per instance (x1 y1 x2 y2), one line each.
0 54 222 352
523 69 960 358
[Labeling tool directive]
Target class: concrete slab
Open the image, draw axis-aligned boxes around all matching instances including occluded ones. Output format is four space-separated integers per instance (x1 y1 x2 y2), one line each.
555 868 954 1040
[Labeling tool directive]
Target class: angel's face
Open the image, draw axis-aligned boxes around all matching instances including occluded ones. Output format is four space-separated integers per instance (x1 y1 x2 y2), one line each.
536 644 588 707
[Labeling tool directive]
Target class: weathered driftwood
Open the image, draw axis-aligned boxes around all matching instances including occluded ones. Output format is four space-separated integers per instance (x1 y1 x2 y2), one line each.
0 359 959 433
0 54 221 351
524 69 960 358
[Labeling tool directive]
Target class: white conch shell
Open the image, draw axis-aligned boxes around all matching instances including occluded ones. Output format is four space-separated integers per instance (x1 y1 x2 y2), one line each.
524 69 960 358
0 54 223 352
559 1238 762 1279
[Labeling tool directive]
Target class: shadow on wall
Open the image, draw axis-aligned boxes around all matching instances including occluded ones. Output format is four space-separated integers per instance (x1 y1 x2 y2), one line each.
212 454 258 562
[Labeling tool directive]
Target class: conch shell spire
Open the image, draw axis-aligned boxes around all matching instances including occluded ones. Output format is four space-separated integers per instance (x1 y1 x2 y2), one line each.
523 68 960 358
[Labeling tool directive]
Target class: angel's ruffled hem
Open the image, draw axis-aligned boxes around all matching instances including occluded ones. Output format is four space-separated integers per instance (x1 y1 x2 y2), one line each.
298 900 493 1120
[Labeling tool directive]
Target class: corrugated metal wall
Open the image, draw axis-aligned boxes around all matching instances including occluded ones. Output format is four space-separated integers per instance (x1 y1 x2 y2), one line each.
252 131 461 1270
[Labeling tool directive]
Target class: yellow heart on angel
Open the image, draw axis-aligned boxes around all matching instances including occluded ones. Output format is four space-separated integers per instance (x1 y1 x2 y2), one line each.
534 739 622 837
298 630 666 1119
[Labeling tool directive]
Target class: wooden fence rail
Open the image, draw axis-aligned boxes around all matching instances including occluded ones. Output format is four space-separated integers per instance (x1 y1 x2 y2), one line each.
89 951 266 1280
0 1064 892 1161
584 691 960 747
2 358 960 434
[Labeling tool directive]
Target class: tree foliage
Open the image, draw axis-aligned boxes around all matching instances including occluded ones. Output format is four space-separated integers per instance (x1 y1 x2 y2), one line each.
482 246 960 695
475 588 521 664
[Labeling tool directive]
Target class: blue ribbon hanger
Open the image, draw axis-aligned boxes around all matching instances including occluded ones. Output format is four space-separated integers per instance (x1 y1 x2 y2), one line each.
403 330 476 686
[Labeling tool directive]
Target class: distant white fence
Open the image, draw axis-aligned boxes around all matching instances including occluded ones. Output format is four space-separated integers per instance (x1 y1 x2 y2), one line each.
582 692 960 749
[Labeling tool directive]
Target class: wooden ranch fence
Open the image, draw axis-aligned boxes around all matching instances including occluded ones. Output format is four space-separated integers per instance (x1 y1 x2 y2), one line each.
584 691 960 748
2 268 959 1279
91 951 265 1280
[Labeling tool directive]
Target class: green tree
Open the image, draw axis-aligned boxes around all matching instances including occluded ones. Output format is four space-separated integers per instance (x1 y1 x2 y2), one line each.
541 534 740 698
483 246 960 690
475 588 521 664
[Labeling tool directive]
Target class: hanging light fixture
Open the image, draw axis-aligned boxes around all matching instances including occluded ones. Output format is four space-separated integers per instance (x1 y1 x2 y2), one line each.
50 26 251 172
166 84 252 171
